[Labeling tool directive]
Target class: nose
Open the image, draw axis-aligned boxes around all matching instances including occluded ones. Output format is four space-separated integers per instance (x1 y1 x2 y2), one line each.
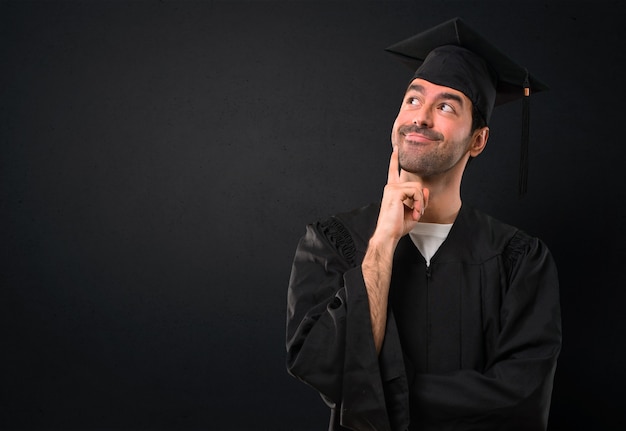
412 105 433 128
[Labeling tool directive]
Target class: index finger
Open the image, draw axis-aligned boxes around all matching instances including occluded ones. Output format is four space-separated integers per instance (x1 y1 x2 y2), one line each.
387 145 400 184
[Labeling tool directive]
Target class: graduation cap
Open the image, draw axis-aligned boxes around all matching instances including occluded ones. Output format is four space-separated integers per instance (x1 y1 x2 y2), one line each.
385 17 548 196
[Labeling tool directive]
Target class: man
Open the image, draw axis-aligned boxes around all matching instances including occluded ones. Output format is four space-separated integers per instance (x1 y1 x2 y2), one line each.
286 17 561 431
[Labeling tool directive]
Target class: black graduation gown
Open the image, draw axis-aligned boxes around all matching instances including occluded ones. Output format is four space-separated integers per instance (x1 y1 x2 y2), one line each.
286 203 561 431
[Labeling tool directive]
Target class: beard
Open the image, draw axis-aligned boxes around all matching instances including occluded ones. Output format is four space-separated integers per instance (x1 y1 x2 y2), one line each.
395 125 472 178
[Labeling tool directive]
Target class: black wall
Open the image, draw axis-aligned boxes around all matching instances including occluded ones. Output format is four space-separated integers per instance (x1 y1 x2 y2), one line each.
2 1 624 430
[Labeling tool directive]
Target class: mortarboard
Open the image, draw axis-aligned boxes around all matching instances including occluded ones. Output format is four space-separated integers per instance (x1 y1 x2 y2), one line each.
385 17 548 196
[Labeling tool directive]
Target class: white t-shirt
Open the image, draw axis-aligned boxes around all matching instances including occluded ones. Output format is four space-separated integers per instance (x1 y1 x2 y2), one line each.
409 222 453 267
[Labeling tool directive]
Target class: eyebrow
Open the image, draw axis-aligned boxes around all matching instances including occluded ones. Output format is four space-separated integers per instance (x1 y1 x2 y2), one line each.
406 83 465 107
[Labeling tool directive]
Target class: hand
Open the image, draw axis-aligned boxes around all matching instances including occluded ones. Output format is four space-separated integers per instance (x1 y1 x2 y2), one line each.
373 146 429 243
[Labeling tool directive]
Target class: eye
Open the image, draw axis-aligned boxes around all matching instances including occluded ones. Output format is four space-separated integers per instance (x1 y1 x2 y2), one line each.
406 97 420 106
439 103 455 113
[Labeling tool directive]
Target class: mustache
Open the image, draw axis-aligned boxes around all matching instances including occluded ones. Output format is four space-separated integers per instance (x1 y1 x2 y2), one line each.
398 125 443 141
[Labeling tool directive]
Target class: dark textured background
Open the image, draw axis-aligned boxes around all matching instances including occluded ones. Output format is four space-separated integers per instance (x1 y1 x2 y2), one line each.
2 1 624 430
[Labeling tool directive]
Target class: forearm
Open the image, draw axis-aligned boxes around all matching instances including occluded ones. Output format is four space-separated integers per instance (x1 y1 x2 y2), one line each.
287 221 382 403
362 234 397 353
410 357 559 430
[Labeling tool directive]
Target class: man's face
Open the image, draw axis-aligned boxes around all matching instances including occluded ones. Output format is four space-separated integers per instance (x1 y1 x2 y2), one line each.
390 78 476 179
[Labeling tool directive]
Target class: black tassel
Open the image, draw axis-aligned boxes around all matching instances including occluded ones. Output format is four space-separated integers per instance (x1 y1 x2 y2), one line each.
519 69 530 196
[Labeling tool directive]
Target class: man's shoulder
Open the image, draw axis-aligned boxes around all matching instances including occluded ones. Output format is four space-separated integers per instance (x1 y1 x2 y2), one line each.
314 202 380 253
460 205 542 259
333 202 380 227
464 205 518 234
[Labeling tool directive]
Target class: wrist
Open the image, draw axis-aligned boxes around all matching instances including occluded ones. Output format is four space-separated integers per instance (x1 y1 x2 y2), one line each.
369 230 400 251
364 233 397 266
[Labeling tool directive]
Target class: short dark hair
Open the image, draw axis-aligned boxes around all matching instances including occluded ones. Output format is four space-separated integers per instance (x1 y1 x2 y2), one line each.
471 103 487 133
467 103 488 165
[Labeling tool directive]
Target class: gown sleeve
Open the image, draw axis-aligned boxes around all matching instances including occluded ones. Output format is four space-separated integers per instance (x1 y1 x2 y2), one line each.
411 231 562 430
285 217 400 431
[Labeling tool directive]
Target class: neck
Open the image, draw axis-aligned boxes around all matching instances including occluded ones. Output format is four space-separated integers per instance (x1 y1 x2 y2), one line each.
420 187 462 224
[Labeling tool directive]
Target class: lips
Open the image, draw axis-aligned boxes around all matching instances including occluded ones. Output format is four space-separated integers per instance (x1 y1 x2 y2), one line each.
404 132 437 142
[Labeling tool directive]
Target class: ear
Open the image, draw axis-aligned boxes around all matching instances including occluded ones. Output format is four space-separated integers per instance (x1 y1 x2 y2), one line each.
469 126 489 157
